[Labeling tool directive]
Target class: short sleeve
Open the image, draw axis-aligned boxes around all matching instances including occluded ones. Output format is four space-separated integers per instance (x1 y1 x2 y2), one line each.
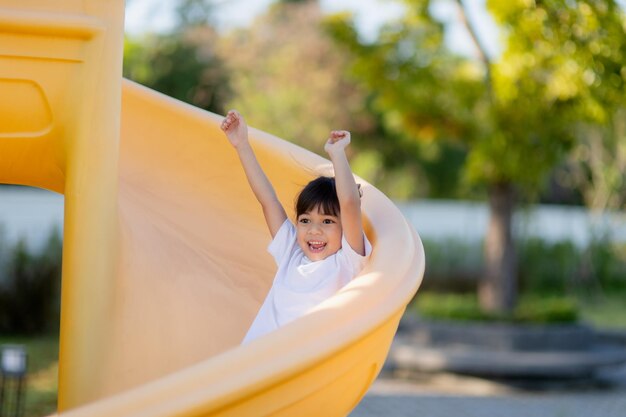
267 219 297 265
339 232 373 275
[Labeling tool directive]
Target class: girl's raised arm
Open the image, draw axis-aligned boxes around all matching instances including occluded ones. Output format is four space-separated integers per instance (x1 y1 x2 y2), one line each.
221 110 287 237
324 131 366 256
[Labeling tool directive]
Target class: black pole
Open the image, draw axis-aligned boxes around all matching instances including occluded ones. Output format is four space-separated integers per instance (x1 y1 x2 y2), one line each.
14 376 25 417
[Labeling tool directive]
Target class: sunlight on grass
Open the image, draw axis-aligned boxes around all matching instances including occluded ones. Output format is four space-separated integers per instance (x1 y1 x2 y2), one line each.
25 360 58 417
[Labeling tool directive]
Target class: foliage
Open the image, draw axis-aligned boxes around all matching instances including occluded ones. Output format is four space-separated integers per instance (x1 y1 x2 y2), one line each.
519 236 626 295
216 1 471 199
324 6 476 197
0 229 62 335
518 238 581 294
173 0 216 30
326 0 626 197
564 112 626 211
414 289 626 328
414 292 579 324
486 0 626 197
216 2 377 156
123 1 232 114
421 235 626 295
587 236 626 291
420 238 482 292
514 295 580 324
326 0 626 312
580 292 626 329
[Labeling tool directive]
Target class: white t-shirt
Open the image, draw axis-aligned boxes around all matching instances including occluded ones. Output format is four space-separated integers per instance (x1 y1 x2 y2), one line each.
242 219 372 344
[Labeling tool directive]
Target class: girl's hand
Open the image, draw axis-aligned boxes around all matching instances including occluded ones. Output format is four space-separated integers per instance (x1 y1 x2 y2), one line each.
324 130 351 155
220 110 248 148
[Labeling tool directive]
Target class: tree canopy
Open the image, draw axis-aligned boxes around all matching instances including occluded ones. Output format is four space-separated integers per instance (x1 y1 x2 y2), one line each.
216 1 375 156
123 1 232 114
326 0 626 312
326 0 626 199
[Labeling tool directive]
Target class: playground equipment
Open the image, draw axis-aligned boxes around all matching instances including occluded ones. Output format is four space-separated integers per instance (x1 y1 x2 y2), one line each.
0 1 425 416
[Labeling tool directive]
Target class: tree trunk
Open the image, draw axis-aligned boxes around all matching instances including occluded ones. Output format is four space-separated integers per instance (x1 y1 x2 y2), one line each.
479 182 517 314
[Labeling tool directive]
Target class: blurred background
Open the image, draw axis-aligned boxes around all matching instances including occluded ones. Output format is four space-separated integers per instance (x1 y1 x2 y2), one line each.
1 0 626 415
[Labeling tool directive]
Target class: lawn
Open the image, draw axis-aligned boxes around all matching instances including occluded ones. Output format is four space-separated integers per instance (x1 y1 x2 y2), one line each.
579 292 626 330
411 291 626 329
0 335 58 417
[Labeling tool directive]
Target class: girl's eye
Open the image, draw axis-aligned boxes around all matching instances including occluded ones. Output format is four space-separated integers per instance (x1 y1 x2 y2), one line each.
323 219 335 224
299 218 310 224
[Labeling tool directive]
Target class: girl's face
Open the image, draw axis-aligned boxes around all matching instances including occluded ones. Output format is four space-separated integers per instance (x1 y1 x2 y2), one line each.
296 206 342 261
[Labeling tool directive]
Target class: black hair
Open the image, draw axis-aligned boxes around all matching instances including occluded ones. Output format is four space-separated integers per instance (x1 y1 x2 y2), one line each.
295 176 340 218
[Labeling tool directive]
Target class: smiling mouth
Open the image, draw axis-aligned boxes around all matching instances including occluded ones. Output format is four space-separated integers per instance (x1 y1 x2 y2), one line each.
308 241 327 252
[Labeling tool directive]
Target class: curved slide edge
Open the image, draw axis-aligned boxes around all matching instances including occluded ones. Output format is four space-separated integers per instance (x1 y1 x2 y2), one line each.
55 80 425 417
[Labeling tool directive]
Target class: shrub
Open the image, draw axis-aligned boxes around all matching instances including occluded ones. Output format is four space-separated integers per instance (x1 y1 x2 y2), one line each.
587 239 626 292
518 237 626 296
413 292 489 321
413 292 579 324
0 228 62 335
514 295 579 323
517 238 579 295
420 236 626 297
420 238 482 292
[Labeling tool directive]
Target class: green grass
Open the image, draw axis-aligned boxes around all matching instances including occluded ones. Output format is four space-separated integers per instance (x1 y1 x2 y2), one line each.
411 291 626 330
412 292 580 324
578 293 626 330
0 335 58 417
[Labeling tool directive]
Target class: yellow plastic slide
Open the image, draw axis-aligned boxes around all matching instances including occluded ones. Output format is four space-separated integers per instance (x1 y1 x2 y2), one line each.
0 1 425 416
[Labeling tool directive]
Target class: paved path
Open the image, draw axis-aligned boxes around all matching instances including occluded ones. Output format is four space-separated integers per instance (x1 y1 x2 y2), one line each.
351 367 626 417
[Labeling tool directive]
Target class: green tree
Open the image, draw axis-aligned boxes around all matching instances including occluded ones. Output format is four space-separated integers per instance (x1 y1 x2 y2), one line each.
217 0 465 200
327 0 626 313
565 110 626 211
216 1 376 156
0 229 62 334
123 0 231 113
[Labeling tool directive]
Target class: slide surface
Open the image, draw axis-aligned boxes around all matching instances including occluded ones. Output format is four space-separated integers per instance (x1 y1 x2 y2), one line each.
0 2 425 416
73 80 424 416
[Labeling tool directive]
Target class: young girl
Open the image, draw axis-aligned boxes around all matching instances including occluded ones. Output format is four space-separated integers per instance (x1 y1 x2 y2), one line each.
220 110 372 344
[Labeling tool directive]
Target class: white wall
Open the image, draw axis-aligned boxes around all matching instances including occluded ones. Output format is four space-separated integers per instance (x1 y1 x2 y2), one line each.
1 187 625 250
396 200 626 246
